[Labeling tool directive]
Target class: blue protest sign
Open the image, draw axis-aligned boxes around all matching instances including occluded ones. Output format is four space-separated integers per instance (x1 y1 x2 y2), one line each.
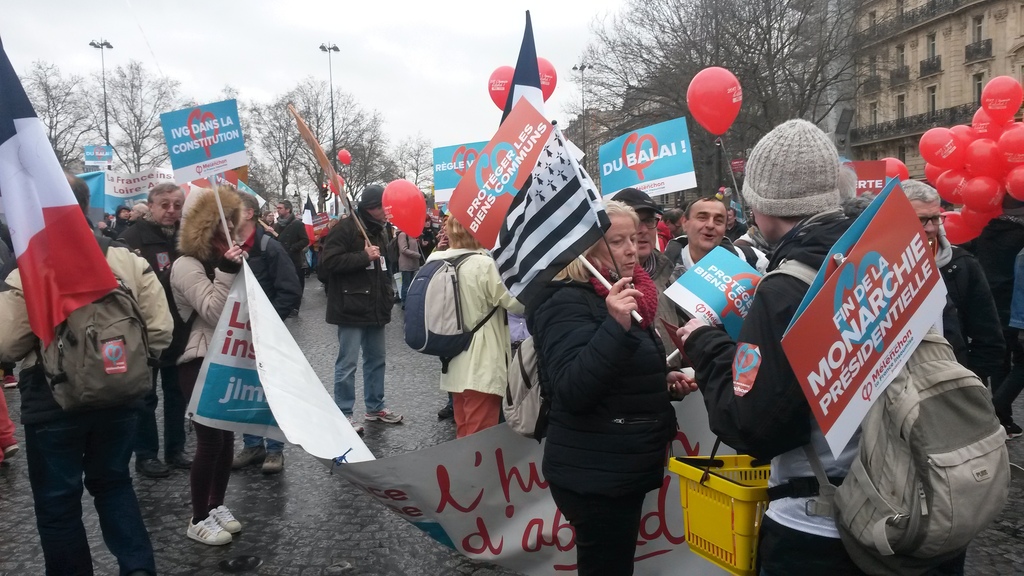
664 246 761 339
160 99 248 184
83 145 114 165
432 140 487 203
80 167 176 214
599 116 697 197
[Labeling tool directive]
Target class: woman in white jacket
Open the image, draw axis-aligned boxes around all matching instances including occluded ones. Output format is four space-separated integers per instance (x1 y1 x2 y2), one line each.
426 217 524 438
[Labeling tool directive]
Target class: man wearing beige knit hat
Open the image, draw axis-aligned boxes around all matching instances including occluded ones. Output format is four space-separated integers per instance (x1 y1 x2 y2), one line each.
677 119 965 574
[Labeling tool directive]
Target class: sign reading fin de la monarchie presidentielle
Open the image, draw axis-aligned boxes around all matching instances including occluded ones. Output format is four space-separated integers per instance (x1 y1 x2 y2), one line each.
780 181 947 457
598 116 697 198
160 99 248 184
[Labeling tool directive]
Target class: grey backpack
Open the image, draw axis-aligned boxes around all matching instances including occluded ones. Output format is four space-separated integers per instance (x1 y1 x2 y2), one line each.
41 237 153 412
503 336 548 440
774 259 1010 574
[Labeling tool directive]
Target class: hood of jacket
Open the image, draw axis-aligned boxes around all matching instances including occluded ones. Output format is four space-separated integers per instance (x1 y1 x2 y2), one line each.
769 209 850 272
178 187 242 263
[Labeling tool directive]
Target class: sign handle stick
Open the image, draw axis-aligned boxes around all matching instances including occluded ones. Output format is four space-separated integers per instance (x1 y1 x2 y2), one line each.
209 173 235 246
578 255 643 324
716 137 744 215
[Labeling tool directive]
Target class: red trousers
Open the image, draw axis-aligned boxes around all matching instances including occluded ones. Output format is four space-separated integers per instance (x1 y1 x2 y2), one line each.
452 390 501 438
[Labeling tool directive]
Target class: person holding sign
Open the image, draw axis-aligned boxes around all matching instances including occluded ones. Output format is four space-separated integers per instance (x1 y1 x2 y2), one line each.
170 186 246 546
526 200 693 576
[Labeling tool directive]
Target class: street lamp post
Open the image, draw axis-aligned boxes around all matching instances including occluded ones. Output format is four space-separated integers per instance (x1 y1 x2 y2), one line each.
572 63 590 175
89 39 113 146
319 43 340 172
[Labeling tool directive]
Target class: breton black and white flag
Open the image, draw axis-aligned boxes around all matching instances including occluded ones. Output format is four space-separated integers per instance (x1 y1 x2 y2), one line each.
492 127 609 305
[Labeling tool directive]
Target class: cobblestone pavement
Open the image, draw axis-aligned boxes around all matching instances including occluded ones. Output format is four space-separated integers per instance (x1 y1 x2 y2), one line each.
1 280 1022 575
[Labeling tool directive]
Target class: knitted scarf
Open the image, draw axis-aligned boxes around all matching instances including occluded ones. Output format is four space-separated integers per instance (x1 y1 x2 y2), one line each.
588 263 659 329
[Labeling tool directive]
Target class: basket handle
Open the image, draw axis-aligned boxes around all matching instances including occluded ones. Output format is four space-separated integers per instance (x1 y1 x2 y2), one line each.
699 438 723 485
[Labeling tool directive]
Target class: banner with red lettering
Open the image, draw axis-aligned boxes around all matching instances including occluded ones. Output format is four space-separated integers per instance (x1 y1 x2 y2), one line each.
448 99 552 248
781 181 947 457
847 160 888 196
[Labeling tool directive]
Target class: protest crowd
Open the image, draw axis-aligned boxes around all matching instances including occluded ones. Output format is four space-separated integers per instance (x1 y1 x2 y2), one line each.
1 13 1023 576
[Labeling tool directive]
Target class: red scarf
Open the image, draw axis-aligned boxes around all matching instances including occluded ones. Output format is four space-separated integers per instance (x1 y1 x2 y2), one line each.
588 264 659 329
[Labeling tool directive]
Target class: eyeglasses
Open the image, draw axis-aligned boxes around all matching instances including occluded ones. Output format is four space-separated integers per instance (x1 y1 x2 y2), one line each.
639 216 660 229
918 215 943 226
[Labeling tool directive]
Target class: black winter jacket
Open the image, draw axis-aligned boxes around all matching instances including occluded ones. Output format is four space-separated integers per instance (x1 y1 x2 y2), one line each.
967 216 1024 327
274 214 309 269
247 227 302 320
683 211 851 460
527 281 677 498
940 246 1004 380
320 213 393 327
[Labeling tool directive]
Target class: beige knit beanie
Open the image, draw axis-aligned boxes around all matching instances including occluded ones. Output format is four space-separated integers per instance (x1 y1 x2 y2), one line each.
742 119 841 217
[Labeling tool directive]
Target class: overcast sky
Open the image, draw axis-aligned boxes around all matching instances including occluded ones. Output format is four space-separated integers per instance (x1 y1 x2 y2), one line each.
2 0 624 152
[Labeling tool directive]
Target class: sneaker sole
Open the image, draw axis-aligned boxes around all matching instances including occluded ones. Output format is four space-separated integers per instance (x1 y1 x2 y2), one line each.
187 530 232 546
364 415 404 423
2 445 18 459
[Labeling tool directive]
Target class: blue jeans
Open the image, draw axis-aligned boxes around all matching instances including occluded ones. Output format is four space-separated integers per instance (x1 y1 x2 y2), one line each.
242 433 283 453
333 325 386 416
25 407 155 576
401 270 416 305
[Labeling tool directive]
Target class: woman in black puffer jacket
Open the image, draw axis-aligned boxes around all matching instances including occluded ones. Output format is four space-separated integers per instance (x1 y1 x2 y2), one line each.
526 200 694 576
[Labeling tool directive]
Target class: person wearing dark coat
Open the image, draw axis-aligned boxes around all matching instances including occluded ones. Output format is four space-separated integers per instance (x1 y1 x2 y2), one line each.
319 185 403 433
107 205 133 239
527 200 688 576
117 183 192 477
273 199 309 313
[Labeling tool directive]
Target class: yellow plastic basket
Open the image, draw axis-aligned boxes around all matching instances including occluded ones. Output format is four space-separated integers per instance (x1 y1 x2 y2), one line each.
667 455 770 576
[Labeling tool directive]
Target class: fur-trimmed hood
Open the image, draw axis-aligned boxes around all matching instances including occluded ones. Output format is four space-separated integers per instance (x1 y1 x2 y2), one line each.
178 186 243 263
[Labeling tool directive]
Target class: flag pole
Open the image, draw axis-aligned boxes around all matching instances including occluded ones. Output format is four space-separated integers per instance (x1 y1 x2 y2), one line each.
577 255 643 324
209 173 235 247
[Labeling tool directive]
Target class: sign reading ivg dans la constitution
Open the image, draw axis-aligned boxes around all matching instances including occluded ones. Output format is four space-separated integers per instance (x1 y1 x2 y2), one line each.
599 116 697 197
160 99 248 184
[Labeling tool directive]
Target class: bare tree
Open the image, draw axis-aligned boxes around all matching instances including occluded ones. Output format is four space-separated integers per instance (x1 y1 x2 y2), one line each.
393 134 434 189
22 61 91 170
248 93 302 199
97 60 182 172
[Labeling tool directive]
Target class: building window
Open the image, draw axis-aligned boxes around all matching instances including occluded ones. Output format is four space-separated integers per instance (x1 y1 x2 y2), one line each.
870 150 880 161
927 33 937 59
869 102 878 125
974 73 985 105
896 44 906 67
869 56 877 76
897 94 906 119
927 86 937 114
973 15 984 43
897 145 907 163
896 0 905 17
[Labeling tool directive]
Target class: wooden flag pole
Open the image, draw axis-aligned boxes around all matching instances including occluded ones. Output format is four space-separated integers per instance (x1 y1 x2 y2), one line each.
208 173 236 248
287 104 371 246
577 255 643 324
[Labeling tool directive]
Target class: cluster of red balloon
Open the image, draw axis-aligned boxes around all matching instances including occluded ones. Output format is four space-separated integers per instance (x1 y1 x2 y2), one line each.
918 76 1024 244
487 58 557 110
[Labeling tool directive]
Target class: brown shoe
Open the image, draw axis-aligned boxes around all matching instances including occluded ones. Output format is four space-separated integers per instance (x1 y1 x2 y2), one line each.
261 452 284 474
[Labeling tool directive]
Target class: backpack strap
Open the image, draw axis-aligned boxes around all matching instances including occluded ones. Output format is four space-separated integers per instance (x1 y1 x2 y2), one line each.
260 232 271 252
802 444 838 518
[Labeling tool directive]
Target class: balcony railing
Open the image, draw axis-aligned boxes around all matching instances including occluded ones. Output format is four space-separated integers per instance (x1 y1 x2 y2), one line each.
920 56 942 77
890 66 910 86
863 75 882 94
854 0 969 49
850 103 975 144
965 38 993 62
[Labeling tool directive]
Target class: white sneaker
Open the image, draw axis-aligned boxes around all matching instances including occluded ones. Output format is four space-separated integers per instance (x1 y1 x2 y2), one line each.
186 516 232 545
348 417 364 435
209 505 242 534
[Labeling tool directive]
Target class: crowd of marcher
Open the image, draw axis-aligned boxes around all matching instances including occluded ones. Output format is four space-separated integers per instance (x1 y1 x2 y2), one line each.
0 116 1021 576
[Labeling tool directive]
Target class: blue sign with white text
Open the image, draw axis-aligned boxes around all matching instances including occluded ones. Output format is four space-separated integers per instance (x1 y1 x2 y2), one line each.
432 140 487 202
84 145 114 165
599 116 697 197
195 363 278 428
160 99 248 184
664 246 762 339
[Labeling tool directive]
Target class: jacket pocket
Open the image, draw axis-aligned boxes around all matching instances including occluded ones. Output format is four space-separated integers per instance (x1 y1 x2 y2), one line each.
342 286 373 318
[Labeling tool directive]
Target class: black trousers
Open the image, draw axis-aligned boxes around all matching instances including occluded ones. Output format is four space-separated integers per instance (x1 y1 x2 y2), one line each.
549 484 646 576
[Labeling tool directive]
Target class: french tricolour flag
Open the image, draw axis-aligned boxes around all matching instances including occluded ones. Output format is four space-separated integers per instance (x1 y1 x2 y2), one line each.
501 11 546 125
302 196 316 247
0 40 117 345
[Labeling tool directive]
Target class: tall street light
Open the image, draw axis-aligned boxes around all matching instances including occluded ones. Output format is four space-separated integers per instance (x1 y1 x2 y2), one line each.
89 39 113 146
572 63 591 175
319 43 340 173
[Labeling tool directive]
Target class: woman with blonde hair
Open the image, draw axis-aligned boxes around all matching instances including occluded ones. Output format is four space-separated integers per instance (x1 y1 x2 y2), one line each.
526 200 695 575
425 217 523 437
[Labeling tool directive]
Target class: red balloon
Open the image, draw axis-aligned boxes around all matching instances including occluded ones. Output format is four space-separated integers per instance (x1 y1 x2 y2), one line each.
881 157 909 181
537 57 557 101
981 76 1024 124
924 163 945 184
965 138 1006 178
997 123 1024 166
919 127 966 170
960 206 1001 230
950 124 978 144
935 169 969 204
961 176 1004 212
686 67 742 136
973 108 1010 141
488 66 514 111
942 212 982 245
328 174 346 195
337 149 352 166
1005 165 1024 201
382 179 427 237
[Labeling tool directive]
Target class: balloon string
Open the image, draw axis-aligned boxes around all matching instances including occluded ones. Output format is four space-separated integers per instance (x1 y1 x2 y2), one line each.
717 137 745 216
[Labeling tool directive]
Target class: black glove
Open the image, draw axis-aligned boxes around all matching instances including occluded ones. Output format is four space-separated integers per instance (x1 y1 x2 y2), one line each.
217 256 242 274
